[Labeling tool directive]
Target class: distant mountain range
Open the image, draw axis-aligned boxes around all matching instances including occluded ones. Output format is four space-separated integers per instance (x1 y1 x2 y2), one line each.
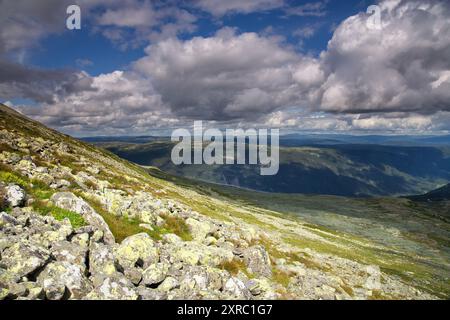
81 133 450 146
91 139 450 197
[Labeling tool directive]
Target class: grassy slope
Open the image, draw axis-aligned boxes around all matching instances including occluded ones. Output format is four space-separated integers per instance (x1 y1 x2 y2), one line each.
1 104 449 298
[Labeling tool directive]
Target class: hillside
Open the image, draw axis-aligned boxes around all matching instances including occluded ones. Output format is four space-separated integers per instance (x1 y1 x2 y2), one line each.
406 184 450 202
0 103 448 300
96 140 450 196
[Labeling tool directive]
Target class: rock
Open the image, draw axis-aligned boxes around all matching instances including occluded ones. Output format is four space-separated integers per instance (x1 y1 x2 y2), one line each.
50 192 115 244
364 265 381 290
186 218 218 241
8 281 44 299
142 263 169 287
50 240 88 271
223 277 252 299
86 274 138 300
37 261 92 300
165 242 234 267
115 233 159 271
137 287 167 300
178 266 224 294
139 223 154 231
5 185 26 207
158 277 179 292
124 268 142 286
162 233 182 244
243 245 272 278
1 242 51 282
89 242 117 286
0 287 9 300
0 211 18 226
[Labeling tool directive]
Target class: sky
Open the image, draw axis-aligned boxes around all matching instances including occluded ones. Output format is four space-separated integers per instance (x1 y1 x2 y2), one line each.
0 0 449 136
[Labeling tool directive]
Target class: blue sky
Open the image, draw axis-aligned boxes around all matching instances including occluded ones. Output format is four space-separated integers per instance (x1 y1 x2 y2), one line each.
1 0 449 136
28 0 366 75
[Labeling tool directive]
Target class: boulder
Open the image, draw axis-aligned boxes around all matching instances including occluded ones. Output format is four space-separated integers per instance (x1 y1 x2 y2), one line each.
50 192 115 244
186 218 218 241
243 245 272 278
142 263 169 287
37 261 92 300
223 277 252 299
86 274 138 300
1 241 51 282
115 233 159 271
5 185 26 207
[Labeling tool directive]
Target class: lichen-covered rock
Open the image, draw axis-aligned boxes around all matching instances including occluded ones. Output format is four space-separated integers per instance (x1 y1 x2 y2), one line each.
158 276 179 292
37 261 92 300
115 233 159 271
5 185 26 207
51 240 88 271
1 241 51 282
243 245 272 278
186 218 218 241
142 262 169 287
223 277 252 299
162 242 234 267
86 274 138 300
50 192 115 244
88 242 117 286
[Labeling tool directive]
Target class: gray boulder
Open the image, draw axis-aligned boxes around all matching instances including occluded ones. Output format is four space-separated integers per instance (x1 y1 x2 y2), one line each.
51 192 115 244
5 185 26 207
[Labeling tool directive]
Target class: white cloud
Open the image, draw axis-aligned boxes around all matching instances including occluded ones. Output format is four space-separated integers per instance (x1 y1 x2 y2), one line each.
315 0 450 114
133 28 302 120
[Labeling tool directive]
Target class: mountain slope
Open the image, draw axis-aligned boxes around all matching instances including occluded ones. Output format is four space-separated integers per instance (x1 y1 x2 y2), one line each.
0 104 448 299
96 140 450 196
407 184 450 202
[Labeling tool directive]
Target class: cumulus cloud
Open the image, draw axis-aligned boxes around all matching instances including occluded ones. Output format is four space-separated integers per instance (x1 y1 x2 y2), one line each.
0 59 93 104
2 0 450 135
133 28 303 120
16 70 179 135
315 0 450 114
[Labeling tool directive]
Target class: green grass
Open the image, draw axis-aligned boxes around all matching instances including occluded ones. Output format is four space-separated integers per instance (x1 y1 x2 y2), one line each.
0 171 29 188
32 200 86 228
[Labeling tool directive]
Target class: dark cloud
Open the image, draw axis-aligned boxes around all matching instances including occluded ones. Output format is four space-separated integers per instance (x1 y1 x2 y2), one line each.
0 59 93 103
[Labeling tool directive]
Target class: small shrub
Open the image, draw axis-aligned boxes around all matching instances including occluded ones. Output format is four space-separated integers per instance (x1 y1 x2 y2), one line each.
160 214 192 241
0 171 29 188
218 258 249 276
